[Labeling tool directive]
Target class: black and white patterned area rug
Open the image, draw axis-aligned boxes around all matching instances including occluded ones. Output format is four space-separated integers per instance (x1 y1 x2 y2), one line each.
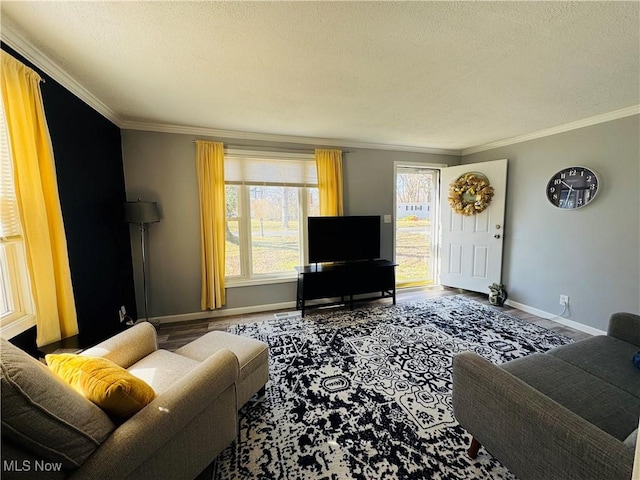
213 295 572 480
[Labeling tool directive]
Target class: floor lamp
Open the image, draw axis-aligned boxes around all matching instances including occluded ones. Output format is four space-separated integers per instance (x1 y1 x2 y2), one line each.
124 200 160 329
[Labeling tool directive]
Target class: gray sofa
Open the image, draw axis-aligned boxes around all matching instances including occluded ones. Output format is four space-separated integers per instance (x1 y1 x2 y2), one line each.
1 322 268 480
453 312 640 480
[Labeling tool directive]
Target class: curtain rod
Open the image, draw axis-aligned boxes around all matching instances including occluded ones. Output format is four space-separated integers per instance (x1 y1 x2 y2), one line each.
191 141 349 154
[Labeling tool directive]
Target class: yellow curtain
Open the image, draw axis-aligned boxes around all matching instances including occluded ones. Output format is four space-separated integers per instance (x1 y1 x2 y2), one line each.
195 140 226 309
315 149 344 216
1 51 78 347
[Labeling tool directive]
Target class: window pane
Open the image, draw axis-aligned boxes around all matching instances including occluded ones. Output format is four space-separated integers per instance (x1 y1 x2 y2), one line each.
225 185 239 217
225 185 241 277
225 155 317 186
308 187 319 217
249 186 300 274
0 245 12 316
0 95 22 239
225 219 241 277
395 168 437 285
0 241 32 325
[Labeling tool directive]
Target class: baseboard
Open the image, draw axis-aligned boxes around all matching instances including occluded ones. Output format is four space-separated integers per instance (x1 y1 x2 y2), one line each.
150 301 298 325
152 294 400 325
505 299 606 336
151 297 607 336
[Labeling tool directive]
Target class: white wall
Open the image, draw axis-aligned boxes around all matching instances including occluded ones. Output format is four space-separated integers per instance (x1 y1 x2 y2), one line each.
463 115 640 331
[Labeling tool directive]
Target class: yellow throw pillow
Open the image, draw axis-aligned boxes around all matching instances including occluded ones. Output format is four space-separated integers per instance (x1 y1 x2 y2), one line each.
46 354 155 418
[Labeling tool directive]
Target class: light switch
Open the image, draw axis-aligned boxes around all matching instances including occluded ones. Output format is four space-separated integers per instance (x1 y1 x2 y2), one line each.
383 214 392 223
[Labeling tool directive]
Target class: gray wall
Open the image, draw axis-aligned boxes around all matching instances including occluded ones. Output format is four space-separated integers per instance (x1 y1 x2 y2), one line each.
462 115 640 331
122 115 639 331
121 130 459 319
343 148 459 260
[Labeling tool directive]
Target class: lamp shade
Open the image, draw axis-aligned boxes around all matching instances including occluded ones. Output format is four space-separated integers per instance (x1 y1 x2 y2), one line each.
124 201 160 224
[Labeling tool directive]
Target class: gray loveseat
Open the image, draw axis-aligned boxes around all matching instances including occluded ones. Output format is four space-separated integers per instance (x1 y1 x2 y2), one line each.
453 312 639 480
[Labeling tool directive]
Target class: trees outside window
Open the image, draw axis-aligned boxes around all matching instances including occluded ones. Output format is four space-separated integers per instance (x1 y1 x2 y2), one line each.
224 151 318 281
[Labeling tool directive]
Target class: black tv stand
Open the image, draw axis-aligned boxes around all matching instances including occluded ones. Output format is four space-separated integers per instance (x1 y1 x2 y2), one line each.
295 259 396 317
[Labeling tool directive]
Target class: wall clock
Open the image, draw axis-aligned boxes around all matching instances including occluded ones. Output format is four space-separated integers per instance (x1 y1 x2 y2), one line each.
546 166 599 209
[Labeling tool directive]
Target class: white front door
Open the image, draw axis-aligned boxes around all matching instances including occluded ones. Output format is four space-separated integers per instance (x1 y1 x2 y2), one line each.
439 159 508 292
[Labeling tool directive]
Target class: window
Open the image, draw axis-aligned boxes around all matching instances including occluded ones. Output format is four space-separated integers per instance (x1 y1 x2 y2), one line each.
0 97 35 338
394 165 440 286
225 150 319 282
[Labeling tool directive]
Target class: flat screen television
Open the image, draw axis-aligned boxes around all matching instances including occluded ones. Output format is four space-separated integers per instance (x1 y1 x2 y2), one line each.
308 215 380 264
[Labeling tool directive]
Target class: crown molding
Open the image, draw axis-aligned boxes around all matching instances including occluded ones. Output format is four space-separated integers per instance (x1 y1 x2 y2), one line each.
2 16 636 157
461 105 640 156
1 15 460 155
1 18 123 126
0 19 459 155
120 120 463 155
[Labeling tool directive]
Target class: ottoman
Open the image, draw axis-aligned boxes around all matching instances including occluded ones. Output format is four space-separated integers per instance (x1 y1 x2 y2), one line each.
175 331 269 409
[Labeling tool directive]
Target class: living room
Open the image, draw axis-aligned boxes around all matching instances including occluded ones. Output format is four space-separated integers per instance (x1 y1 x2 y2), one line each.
1 2 638 347
0 2 639 479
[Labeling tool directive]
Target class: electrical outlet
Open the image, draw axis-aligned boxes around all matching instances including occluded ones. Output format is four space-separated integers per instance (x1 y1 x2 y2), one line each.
559 295 569 306
118 305 126 322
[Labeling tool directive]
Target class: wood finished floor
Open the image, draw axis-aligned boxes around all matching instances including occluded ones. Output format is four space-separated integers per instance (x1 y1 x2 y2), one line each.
157 286 592 351
180 286 591 480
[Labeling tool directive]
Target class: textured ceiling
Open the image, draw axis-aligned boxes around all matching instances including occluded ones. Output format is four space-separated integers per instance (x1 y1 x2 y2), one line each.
1 1 639 151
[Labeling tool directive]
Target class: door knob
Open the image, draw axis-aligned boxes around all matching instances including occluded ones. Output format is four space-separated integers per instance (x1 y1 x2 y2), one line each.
494 234 501 239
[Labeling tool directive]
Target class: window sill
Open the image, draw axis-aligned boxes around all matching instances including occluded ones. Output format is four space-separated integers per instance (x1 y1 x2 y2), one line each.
225 275 297 288
0 313 36 340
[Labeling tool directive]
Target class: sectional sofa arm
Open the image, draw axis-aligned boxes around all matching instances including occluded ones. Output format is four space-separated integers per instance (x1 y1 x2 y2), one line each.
70 348 240 480
452 352 633 480
608 312 640 346
80 322 158 368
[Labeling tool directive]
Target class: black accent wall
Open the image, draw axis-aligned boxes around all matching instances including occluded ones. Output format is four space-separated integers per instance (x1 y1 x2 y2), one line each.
2 44 137 350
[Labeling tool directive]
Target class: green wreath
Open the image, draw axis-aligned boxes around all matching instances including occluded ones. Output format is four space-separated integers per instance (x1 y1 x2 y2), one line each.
448 172 495 216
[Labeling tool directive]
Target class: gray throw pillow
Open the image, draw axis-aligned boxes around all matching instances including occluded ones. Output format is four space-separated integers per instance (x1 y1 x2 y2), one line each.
1 338 115 469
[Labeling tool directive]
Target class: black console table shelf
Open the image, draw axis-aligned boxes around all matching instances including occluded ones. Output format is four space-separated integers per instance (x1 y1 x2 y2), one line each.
295 260 397 317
